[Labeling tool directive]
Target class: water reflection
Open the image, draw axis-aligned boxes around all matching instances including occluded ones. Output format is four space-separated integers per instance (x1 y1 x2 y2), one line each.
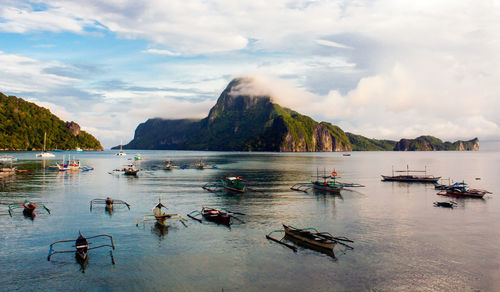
1 150 500 291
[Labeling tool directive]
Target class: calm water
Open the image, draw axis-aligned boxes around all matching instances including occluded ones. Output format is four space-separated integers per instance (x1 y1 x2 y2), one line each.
1 149 500 291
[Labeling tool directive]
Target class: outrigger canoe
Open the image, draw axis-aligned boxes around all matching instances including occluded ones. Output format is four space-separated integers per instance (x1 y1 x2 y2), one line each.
283 224 337 251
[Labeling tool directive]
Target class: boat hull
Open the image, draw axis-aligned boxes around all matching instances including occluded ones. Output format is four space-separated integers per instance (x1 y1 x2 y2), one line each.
381 175 440 183
438 190 486 198
202 208 231 225
283 225 335 251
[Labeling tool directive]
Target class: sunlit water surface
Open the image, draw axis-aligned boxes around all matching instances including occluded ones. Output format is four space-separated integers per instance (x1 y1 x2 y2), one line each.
1 148 500 291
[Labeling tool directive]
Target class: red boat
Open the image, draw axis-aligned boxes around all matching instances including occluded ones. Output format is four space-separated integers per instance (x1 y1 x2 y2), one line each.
202 207 231 225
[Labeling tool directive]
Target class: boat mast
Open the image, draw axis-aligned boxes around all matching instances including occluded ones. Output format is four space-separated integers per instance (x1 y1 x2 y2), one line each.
43 132 47 152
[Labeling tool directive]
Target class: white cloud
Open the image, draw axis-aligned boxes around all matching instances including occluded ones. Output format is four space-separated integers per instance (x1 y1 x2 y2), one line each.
316 39 353 49
141 49 180 56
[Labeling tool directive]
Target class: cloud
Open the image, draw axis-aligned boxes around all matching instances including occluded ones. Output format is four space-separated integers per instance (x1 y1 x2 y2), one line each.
141 48 180 56
316 39 353 49
228 69 500 141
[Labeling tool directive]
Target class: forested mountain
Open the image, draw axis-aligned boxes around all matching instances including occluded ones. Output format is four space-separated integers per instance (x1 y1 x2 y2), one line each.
0 92 103 150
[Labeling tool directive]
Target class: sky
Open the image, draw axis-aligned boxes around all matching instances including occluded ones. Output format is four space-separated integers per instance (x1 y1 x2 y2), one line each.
1 0 499 148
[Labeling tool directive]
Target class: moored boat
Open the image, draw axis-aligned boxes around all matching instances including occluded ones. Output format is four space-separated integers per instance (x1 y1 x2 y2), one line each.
36 132 55 158
283 224 337 251
56 157 81 171
437 184 491 198
201 207 231 225
382 165 440 183
75 232 89 262
222 176 247 193
433 201 457 208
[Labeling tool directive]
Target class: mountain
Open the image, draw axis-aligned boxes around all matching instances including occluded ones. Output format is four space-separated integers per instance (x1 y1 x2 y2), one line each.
346 132 397 151
0 92 103 151
393 136 479 151
120 78 479 152
121 78 351 151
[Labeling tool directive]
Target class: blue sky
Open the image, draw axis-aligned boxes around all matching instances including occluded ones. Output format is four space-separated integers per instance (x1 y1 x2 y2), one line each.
1 1 499 148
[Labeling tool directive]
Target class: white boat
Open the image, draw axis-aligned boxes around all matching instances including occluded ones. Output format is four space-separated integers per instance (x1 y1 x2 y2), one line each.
36 132 55 158
116 141 126 156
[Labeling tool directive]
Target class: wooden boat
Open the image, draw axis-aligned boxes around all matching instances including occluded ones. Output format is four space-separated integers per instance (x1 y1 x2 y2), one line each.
75 232 89 262
123 165 139 176
381 165 440 183
291 169 363 193
48 232 115 267
222 176 247 193
201 207 231 225
90 197 130 212
8 200 50 217
433 201 457 208
283 224 337 250
195 159 205 169
266 225 354 254
187 207 243 226
202 175 252 193
137 198 187 227
164 159 174 170
437 184 491 198
56 156 81 171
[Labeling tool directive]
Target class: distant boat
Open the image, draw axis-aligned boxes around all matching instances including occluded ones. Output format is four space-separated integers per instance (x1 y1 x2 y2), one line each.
134 154 143 161
195 159 205 169
116 141 126 156
36 132 55 158
381 165 440 183
0 155 17 163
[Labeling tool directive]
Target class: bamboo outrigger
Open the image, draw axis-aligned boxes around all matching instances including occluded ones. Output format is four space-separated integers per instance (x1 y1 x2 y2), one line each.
381 165 440 183
90 197 130 213
47 232 115 271
437 183 491 198
8 200 50 218
187 207 244 226
202 176 251 193
266 224 353 256
136 198 187 227
291 169 364 193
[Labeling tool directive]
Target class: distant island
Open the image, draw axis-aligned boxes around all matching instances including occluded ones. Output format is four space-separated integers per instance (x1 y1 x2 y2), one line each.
115 78 478 152
0 92 103 151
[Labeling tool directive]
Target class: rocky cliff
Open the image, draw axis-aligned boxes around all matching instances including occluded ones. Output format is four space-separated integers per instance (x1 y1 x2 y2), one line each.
393 136 479 151
121 78 351 151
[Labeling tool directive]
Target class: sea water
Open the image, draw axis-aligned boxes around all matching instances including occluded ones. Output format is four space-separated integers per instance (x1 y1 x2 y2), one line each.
1 147 499 291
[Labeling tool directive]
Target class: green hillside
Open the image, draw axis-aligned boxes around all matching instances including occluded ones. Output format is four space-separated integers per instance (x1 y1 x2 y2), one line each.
0 92 103 150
